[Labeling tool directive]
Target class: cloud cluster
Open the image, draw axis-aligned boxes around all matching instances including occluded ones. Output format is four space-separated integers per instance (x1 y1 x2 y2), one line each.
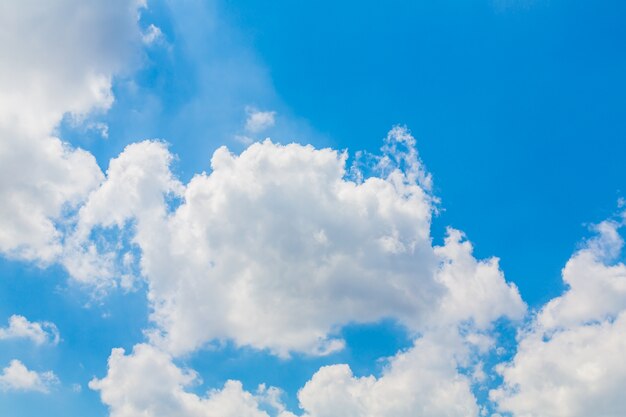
90 330 495 417
73 127 523 358
83 128 525 416
90 344 294 417
4 2 626 416
0 360 58 393
0 0 143 263
0 315 59 345
89 211 626 416
297 331 480 417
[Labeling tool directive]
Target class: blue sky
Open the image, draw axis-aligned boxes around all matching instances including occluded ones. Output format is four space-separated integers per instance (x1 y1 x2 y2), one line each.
1 1 626 416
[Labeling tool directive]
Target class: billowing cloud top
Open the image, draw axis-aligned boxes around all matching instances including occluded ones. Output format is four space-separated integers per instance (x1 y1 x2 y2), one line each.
68 127 525 357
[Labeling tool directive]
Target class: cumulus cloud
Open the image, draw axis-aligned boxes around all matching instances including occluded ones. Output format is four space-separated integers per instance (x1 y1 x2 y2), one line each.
90 344 294 417
92 332 490 417
434 228 525 329
77 125 527 416
92 322 516 416
0 315 59 345
492 216 626 417
0 0 143 263
0 133 103 263
71 127 523 357
0 3 529 408
298 332 479 417
4 2 599 417
289 230 524 417
63 140 183 288
0 360 58 393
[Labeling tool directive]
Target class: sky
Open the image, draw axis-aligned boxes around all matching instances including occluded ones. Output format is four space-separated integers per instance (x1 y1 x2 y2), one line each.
1 1 626 416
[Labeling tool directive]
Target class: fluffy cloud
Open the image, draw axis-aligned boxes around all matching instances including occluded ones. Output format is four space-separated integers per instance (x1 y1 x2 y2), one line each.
92 324 516 417
291 230 525 417
0 315 59 345
298 332 479 417
0 4 528 406
92 331 492 417
90 344 294 417
0 0 143 263
0 360 58 393
73 127 523 357
537 220 626 330
0 0 143 136
434 228 525 329
0 132 103 263
63 140 182 287
492 216 626 417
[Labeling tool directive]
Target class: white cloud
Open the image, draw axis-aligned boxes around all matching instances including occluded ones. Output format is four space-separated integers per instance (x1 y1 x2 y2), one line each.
245 107 276 133
0 0 144 264
142 24 164 45
0 132 103 263
92 333 488 417
92 328 511 417
0 2 548 416
90 344 293 417
493 313 626 417
0 315 59 345
538 220 626 330
298 331 480 417
63 140 183 288
0 360 58 393
435 228 525 329
75 126 526 417
0 0 143 136
72 127 523 357
492 216 626 417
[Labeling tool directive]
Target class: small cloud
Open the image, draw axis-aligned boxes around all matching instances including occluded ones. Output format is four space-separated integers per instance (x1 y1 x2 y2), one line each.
234 135 254 146
87 122 109 139
0 360 59 393
142 24 163 45
244 106 276 133
0 315 60 345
